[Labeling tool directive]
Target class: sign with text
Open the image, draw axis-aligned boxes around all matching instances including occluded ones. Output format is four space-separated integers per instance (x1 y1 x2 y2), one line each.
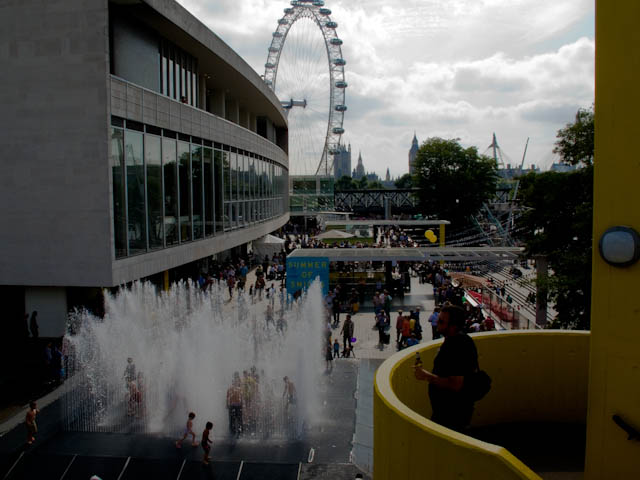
286 257 329 297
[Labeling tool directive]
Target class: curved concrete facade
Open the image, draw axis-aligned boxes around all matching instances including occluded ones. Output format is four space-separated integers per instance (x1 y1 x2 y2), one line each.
0 0 289 288
374 331 590 479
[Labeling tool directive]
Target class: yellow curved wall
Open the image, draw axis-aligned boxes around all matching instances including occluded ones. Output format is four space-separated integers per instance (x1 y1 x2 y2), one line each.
586 2 640 478
374 331 590 479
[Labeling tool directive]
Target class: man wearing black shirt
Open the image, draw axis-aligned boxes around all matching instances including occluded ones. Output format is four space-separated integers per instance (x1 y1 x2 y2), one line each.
414 304 478 431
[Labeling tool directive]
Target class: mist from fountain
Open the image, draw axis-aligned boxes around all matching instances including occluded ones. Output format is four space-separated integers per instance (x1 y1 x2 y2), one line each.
62 279 326 441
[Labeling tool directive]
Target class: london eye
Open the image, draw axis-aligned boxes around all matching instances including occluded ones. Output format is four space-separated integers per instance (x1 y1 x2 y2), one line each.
264 0 347 176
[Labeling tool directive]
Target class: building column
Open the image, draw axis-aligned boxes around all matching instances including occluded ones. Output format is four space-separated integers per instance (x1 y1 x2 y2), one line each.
249 113 257 133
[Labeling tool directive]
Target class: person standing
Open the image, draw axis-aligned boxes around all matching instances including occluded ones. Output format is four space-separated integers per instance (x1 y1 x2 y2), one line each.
226 374 243 437
395 311 405 344
413 305 479 432
333 338 340 359
340 314 354 350
25 401 39 445
325 342 334 371
429 307 440 340
29 311 39 339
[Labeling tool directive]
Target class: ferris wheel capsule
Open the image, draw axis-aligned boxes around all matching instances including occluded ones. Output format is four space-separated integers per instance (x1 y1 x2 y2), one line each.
319 8 331 15
278 18 289 25
330 38 343 46
333 58 346 66
313 1 325 6
335 105 348 112
265 62 276 69
332 127 345 134
335 81 348 88
329 148 341 155
284 7 294 14
325 21 338 28
273 32 283 37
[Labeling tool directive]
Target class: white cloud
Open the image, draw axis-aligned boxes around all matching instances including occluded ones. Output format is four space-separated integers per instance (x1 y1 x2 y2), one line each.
178 0 594 176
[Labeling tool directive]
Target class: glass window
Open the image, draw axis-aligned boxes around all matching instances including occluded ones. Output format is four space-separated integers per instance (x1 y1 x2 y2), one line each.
204 147 214 237
223 151 230 202
145 135 163 250
186 57 191 105
168 48 174 99
178 141 192 242
249 157 255 200
214 149 223 233
192 145 203 240
231 153 238 201
111 128 127 258
125 130 146 255
163 138 178 246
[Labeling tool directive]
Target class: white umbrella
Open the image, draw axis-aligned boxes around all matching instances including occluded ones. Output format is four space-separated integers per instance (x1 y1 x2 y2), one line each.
314 230 355 240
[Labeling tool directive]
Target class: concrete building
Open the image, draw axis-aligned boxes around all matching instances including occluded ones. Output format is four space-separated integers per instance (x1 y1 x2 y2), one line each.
408 132 419 174
333 143 352 179
0 0 289 336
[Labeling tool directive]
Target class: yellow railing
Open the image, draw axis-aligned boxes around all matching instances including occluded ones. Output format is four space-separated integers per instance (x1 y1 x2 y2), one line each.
374 330 590 479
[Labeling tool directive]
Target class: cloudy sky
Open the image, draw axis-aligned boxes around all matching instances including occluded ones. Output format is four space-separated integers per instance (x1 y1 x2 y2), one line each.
179 0 594 178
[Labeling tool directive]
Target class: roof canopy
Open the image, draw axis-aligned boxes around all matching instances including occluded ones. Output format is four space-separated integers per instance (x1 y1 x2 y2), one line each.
287 247 523 263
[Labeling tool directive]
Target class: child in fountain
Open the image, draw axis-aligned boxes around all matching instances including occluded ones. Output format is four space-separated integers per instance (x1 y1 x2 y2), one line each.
176 412 199 448
201 421 213 465
25 401 39 445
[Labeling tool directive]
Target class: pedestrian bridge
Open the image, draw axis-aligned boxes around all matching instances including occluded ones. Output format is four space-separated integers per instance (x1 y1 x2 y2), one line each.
373 331 590 479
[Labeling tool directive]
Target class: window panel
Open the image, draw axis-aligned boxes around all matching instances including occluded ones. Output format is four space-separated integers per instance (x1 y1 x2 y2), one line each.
145 135 163 250
111 128 127 258
125 130 146 254
163 138 178 246
214 149 224 233
192 145 203 239
204 147 214 236
178 141 192 242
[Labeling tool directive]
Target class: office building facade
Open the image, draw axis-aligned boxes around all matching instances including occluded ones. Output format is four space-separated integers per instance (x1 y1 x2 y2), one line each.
0 0 289 336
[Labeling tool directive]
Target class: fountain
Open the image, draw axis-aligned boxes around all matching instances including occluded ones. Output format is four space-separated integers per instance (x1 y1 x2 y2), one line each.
61 279 326 441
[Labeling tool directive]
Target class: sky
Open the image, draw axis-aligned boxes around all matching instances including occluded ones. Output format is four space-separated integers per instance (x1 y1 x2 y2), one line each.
178 0 595 178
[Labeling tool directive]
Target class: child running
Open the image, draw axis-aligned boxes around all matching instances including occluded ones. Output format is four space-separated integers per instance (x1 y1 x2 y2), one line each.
202 421 213 465
175 412 199 448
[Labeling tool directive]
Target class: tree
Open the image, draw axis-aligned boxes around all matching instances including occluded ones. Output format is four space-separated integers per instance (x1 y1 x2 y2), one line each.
553 105 594 166
334 175 356 191
413 138 497 229
395 173 413 189
518 106 594 329
356 176 368 189
367 180 385 190
517 168 593 329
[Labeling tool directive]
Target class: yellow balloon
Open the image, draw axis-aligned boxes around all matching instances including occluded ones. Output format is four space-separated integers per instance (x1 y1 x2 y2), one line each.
425 230 437 243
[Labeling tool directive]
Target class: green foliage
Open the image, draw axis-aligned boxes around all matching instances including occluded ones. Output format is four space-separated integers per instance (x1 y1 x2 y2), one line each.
367 180 385 190
395 173 413 189
517 167 593 329
335 175 357 191
553 105 594 166
413 137 497 228
356 176 369 189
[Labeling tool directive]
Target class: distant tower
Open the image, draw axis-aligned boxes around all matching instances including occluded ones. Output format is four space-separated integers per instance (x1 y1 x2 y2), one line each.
385 167 390 182
333 143 352 179
408 132 419 174
353 151 365 179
